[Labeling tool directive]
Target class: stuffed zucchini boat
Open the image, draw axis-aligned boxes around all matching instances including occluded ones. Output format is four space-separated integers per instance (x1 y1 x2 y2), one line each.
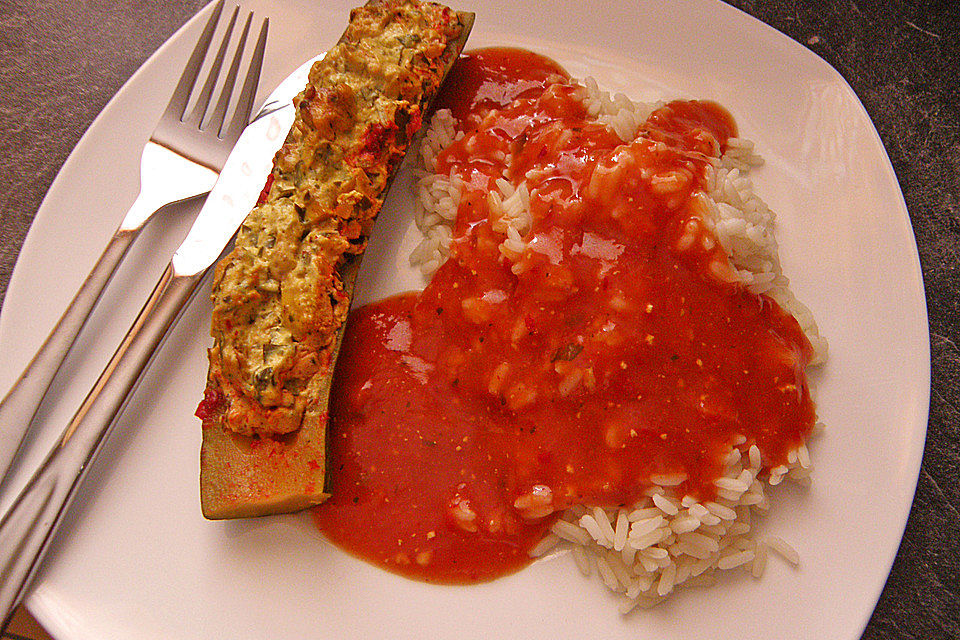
198 0 474 519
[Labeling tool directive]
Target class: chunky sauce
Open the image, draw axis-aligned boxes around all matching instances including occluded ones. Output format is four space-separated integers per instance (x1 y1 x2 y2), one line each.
314 48 814 583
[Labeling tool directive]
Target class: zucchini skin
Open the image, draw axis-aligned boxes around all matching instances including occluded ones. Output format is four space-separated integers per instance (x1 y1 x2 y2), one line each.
199 0 475 519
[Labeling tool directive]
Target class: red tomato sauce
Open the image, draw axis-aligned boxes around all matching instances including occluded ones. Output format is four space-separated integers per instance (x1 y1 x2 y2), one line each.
314 48 815 584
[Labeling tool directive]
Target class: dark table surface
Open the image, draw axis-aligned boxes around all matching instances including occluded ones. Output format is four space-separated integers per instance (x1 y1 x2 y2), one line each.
1 1 957 638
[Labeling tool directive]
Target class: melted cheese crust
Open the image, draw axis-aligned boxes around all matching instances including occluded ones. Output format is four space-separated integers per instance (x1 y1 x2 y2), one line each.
205 0 464 437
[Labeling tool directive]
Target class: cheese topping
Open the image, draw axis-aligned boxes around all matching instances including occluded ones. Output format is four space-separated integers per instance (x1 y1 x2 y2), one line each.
205 0 464 437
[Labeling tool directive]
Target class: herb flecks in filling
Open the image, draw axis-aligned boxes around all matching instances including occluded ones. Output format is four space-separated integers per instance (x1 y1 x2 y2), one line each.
205 1 464 437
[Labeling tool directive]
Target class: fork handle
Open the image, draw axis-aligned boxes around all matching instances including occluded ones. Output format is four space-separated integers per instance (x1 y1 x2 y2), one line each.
0 230 137 485
0 263 205 628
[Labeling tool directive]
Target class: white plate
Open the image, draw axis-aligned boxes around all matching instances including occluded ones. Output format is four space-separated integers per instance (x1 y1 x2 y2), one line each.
0 1 928 638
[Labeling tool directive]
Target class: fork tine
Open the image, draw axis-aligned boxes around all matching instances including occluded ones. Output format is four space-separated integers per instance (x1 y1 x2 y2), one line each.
183 6 239 129
207 11 254 138
223 17 269 143
161 0 224 123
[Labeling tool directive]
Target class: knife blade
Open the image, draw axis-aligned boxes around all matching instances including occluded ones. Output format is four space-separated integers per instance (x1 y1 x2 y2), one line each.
172 55 319 277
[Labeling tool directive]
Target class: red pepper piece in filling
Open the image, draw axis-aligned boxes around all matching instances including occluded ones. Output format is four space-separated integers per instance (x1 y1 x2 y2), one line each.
195 387 226 420
256 174 275 206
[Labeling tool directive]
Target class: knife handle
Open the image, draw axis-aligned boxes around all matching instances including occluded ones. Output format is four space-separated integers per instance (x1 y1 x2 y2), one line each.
0 230 137 488
0 262 205 629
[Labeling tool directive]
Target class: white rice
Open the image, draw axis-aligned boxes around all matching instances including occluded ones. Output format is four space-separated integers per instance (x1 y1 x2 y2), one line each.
408 77 824 610
409 109 465 275
528 437 815 610
410 80 827 362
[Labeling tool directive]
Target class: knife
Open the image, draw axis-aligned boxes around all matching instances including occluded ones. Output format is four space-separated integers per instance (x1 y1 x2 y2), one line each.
171 56 317 277
0 56 316 627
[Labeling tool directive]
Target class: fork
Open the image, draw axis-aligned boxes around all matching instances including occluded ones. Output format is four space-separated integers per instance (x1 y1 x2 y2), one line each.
0 0 264 487
0 3 267 628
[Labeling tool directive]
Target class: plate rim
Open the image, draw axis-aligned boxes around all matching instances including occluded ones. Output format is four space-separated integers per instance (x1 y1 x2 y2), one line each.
1 1 930 638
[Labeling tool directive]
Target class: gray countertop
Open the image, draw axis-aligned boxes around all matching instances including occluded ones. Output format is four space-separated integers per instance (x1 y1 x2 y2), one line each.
1 1 957 638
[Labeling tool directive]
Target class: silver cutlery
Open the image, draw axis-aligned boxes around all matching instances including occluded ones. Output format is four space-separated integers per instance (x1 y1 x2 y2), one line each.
0 4 269 628
0 0 261 484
